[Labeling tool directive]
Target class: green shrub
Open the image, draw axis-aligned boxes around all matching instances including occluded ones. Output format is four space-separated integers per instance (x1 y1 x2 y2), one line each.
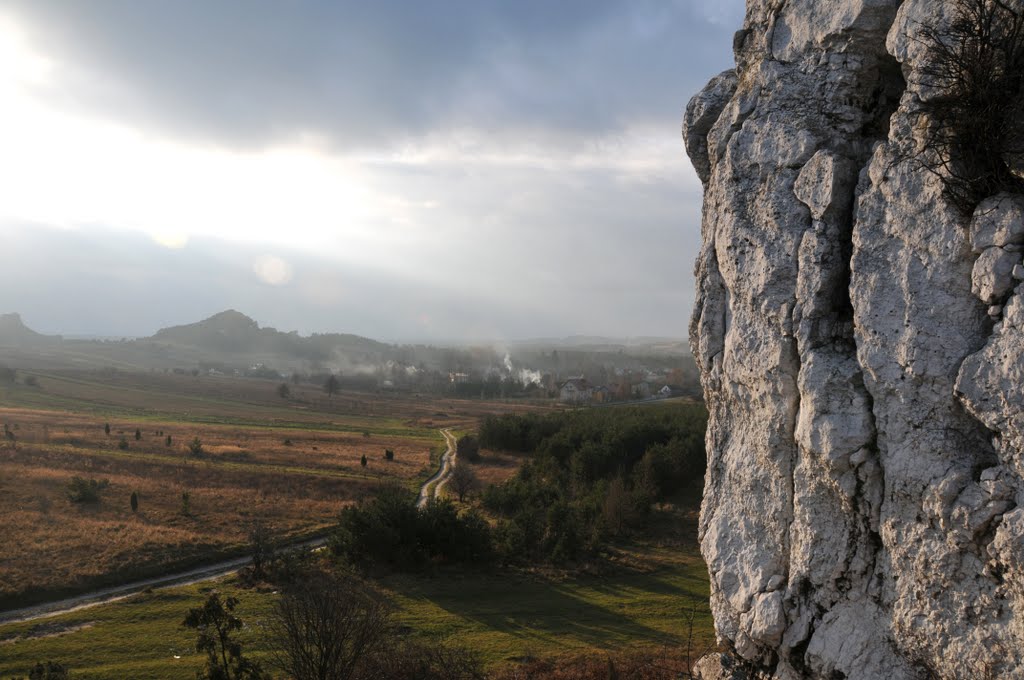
456 434 481 462
331 486 492 570
66 477 109 504
481 404 707 563
15 661 71 680
183 592 267 680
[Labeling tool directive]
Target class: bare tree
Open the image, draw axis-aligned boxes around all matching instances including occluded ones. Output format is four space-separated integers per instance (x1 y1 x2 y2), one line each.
248 520 275 581
911 0 1024 213
448 463 480 503
324 374 341 397
267 571 391 680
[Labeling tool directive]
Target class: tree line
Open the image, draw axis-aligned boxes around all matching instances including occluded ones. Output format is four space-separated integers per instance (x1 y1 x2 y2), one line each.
329 404 707 569
479 404 707 562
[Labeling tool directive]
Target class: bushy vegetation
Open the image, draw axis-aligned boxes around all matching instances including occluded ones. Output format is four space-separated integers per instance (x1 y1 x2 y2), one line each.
331 486 493 570
65 476 109 504
456 434 481 462
8 661 71 680
332 405 707 570
481 404 706 562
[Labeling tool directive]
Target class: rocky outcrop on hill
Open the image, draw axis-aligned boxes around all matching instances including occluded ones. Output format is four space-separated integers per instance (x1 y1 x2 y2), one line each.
685 1 1024 678
0 313 60 347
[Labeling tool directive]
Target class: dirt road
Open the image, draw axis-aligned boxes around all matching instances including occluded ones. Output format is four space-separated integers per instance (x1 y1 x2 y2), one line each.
0 536 326 625
416 428 456 508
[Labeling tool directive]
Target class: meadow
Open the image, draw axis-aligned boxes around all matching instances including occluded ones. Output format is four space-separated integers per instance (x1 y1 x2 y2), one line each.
0 369 714 678
0 370 552 610
0 522 712 679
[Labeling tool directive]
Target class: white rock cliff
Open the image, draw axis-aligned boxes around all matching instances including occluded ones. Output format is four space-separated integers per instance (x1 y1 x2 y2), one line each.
684 1 1024 678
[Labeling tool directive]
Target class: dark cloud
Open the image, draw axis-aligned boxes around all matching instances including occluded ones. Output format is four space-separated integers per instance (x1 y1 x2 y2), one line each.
1 0 740 150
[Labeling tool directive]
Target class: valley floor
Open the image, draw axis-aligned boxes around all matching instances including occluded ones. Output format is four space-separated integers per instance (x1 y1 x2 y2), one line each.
0 534 712 679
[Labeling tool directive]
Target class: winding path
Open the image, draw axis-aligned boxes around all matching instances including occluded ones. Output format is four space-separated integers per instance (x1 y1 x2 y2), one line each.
0 428 455 625
416 428 457 508
0 536 327 626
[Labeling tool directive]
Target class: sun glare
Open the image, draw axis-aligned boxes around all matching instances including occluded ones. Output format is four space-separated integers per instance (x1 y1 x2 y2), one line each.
0 16 52 87
0 16 393 257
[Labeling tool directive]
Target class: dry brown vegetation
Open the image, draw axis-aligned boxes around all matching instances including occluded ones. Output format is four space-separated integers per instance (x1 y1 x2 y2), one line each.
0 369 557 610
464 448 530 488
0 411 397 609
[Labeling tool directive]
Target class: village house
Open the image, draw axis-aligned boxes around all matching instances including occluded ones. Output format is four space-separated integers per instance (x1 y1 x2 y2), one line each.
559 377 593 404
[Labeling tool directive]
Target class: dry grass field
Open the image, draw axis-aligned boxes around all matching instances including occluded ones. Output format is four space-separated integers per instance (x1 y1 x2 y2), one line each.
0 372 556 610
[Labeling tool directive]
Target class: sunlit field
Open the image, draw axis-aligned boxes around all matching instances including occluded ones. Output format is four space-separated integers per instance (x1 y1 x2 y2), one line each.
0 372 556 610
0 520 712 679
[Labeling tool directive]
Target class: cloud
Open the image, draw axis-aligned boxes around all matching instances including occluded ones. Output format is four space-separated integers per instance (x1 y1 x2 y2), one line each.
0 1 743 340
0 217 698 341
0 0 742 151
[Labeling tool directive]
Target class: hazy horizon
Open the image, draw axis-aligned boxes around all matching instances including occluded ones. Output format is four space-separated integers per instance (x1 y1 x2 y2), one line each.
1 299 690 348
0 1 743 342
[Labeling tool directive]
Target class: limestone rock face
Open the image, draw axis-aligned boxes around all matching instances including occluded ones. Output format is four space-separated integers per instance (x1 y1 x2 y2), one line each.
685 1 1024 677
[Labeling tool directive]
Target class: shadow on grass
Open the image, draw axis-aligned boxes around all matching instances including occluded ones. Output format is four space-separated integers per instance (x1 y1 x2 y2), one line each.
389 567 699 649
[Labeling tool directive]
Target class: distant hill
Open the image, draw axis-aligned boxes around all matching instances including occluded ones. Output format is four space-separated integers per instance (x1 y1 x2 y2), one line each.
0 313 61 347
151 309 262 350
150 309 389 362
0 310 693 381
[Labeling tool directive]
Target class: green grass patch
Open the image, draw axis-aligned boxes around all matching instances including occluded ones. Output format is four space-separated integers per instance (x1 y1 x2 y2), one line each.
385 546 712 667
0 544 711 678
0 582 272 680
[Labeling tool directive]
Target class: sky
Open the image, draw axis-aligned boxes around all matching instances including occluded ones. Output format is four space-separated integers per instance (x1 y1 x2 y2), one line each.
0 0 743 342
